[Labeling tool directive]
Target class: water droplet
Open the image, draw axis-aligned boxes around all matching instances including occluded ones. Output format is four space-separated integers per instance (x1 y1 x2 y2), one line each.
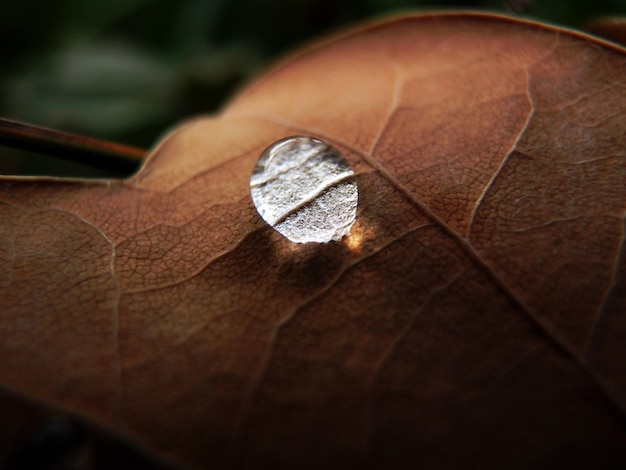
250 136 358 244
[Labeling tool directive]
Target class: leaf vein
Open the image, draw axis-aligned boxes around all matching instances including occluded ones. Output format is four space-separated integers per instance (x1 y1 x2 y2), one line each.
47 207 123 421
232 221 434 438
583 211 626 356
465 67 535 239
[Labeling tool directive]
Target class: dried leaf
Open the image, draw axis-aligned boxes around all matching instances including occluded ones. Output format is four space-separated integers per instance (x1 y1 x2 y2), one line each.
1 13 625 468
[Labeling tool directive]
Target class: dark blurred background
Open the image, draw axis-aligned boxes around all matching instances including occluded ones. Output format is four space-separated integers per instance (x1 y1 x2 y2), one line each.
1 0 624 177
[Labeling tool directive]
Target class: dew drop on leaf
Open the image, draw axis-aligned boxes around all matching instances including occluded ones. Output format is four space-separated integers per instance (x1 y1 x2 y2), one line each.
250 136 358 244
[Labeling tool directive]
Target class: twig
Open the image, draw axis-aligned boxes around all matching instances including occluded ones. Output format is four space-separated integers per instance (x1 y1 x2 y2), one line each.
0 118 145 174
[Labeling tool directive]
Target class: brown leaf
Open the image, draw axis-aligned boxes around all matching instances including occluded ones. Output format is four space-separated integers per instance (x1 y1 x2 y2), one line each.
1 12 625 469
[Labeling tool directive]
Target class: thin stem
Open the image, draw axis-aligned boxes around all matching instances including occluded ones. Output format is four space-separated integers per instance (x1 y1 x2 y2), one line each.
0 118 145 174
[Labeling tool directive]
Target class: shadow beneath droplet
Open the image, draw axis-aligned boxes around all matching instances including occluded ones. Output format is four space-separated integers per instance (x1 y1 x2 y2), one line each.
244 221 352 294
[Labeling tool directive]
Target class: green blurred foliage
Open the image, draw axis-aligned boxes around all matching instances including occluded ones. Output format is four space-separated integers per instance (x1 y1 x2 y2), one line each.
0 0 624 176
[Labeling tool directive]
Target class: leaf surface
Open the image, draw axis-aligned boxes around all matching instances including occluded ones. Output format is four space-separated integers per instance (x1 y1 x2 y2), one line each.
1 13 626 469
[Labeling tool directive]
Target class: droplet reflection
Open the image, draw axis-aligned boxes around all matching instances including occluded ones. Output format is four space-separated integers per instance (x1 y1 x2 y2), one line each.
250 136 358 244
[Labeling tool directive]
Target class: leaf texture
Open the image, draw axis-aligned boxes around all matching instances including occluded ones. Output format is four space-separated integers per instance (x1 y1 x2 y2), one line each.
1 13 625 469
